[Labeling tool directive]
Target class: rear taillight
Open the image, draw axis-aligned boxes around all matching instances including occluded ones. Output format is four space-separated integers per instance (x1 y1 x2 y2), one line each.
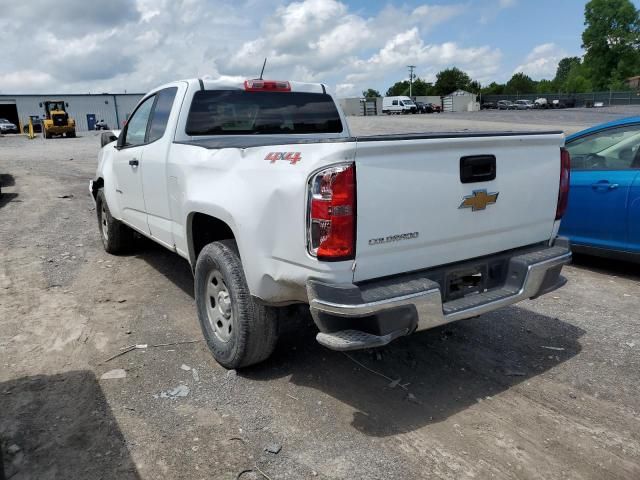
244 80 291 92
308 164 356 261
556 147 570 220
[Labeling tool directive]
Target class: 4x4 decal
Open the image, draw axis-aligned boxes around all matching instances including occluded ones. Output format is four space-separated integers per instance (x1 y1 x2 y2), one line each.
265 152 302 165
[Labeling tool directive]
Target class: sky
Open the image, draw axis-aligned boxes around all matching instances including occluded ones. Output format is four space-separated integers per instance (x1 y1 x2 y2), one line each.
0 0 637 97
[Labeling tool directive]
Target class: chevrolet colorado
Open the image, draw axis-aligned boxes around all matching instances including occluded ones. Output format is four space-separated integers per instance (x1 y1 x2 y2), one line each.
91 78 571 368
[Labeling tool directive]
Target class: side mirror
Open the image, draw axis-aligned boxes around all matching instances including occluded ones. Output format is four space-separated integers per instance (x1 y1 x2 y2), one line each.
39 102 43 108
65 102 69 107
101 132 118 148
116 133 126 149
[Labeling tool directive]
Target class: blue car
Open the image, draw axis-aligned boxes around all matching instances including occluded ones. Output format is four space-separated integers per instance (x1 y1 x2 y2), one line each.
559 116 640 260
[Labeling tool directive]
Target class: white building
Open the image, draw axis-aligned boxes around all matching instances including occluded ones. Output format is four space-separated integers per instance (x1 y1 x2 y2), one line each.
443 90 480 112
0 93 144 132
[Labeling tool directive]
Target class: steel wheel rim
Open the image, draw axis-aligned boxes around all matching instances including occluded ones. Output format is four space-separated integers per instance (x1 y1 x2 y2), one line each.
206 269 233 343
100 203 109 242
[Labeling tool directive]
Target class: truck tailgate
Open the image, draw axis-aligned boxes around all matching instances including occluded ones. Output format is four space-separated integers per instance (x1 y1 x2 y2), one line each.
353 132 564 282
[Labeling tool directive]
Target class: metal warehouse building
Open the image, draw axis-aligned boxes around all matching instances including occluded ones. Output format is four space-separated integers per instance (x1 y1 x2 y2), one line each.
0 93 144 132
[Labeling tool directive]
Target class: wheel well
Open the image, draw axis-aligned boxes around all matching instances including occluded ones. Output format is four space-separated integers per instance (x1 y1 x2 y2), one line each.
189 213 235 264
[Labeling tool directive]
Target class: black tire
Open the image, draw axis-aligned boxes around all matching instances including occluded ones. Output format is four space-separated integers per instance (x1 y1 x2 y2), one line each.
96 189 134 254
195 240 278 369
66 130 76 138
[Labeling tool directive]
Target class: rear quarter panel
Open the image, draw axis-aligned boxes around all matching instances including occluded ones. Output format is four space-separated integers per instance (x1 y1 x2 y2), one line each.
168 141 358 303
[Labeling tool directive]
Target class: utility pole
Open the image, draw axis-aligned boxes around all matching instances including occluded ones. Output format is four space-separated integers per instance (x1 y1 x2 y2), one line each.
408 65 416 98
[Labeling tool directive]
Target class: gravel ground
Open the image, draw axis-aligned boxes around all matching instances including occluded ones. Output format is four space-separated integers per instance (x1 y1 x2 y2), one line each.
1 111 640 480
348 105 640 135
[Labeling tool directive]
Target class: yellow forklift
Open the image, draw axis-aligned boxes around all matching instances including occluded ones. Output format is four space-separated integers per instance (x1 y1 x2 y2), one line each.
42 100 76 138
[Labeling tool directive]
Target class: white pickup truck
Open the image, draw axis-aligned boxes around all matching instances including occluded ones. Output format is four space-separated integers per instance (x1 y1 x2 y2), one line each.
91 78 571 369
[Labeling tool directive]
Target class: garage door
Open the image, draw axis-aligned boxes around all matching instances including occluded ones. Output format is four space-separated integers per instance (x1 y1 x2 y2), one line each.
443 96 453 112
0 101 20 128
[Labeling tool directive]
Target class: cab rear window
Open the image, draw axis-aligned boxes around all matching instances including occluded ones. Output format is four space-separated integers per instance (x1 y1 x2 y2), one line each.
185 90 343 135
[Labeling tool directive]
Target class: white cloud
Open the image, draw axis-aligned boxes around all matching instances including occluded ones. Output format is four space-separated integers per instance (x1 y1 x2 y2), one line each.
0 71 55 92
481 0 517 24
0 0 501 95
346 28 501 86
335 83 358 97
513 43 567 79
412 4 468 29
224 1 484 91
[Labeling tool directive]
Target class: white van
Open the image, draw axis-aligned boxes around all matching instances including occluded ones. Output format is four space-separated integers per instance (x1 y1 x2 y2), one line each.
382 96 417 114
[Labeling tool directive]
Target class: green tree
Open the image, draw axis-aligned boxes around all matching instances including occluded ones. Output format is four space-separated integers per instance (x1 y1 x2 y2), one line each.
504 72 537 94
385 80 410 96
561 62 592 92
410 78 433 96
433 67 471 95
468 80 481 92
385 77 434 97
536 79 557 94
582 0 640 90
564 65 593 93
362 88 381 98
481 82 505 95
554 57 582 86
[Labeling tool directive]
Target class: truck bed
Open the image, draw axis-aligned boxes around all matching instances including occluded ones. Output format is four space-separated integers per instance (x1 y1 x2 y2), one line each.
176 130 563 149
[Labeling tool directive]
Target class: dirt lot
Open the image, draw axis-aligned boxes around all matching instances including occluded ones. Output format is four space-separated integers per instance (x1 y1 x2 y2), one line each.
1 110 640 479
348 105 640 136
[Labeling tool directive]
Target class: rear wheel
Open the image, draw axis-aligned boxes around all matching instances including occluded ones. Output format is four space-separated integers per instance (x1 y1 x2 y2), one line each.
96 189 134 254
66 130 76 138
195 240 278 369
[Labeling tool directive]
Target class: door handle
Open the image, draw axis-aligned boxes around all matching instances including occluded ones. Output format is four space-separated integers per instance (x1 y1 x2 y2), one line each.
591 181 618 190
129 159 139 167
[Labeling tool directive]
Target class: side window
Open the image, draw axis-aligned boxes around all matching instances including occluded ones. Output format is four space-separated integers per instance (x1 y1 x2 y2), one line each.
148 87 178 143
124 95 155 147
567 124 640 171
392 100 398 106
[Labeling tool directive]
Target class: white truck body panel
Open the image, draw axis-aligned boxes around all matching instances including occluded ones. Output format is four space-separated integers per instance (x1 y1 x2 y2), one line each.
353 133 564 281
166 140 358 302
94 78 566 307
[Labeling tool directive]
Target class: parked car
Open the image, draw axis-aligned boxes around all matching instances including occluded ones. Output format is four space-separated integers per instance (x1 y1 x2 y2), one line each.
514 100 534 110
415 101 429 113
535 98 549 109
497 100 515 110
0 118 18 134
382 96 417 114
22 115 43 134
91 77 571 368
481 102 497 110
559 116 640 260
427 102 442 113
95 119 109 130
550 98 577 109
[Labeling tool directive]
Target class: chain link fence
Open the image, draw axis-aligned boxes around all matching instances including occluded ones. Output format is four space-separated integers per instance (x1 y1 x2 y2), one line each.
482 91 640 107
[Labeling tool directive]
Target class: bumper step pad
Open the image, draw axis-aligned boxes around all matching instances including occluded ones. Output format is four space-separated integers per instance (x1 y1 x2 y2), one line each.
316 328 408 351
442 287 516 315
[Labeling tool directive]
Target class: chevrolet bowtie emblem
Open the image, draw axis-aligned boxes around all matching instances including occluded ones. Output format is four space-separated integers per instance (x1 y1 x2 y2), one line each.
459 189 499 211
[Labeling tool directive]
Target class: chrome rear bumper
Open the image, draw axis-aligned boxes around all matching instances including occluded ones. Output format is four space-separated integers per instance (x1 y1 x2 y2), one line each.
307 240 571 351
